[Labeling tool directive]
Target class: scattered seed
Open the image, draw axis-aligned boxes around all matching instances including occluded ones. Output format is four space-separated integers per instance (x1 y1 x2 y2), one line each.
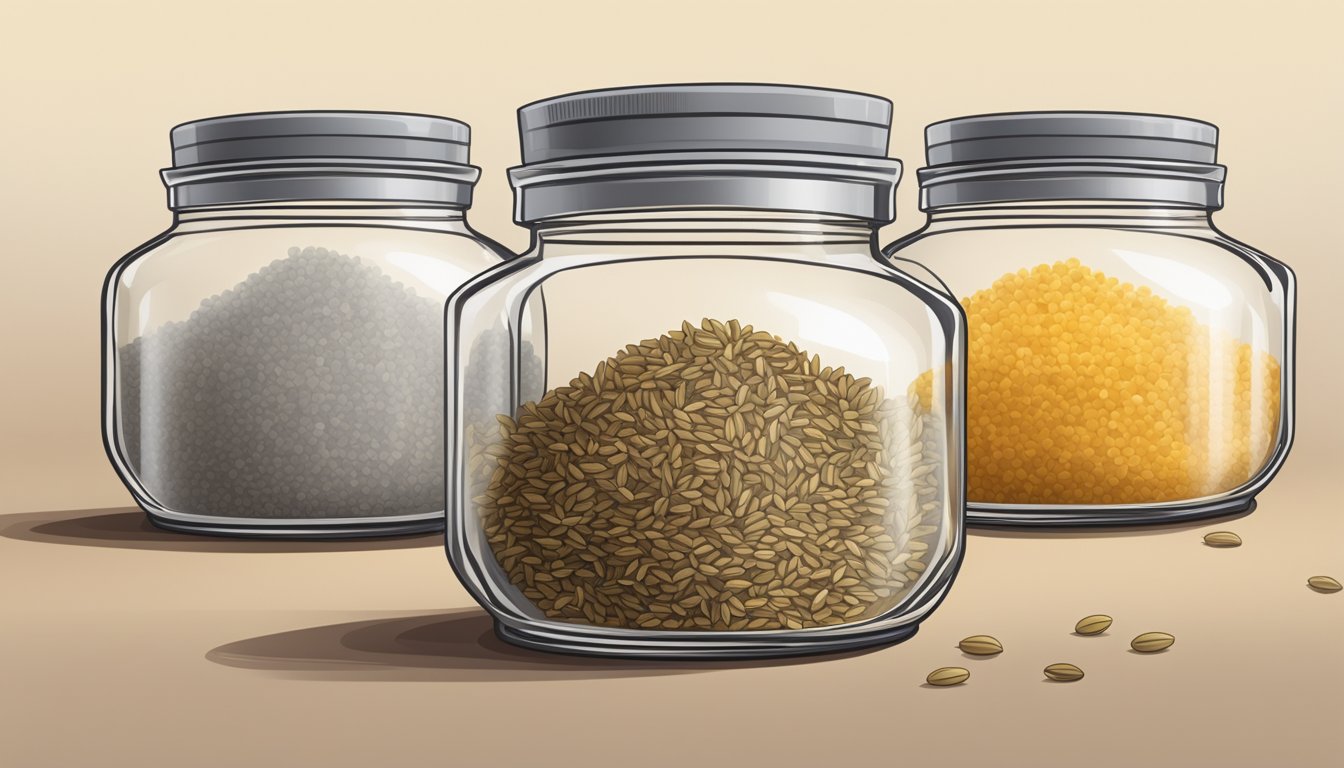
1074 614 1113 636
1044 663 1084 682
1307 576 1342 593
1202 531 1242 548
926 667 970 686
1131 632 1175 653
473 318 946 631
958 635 1003 655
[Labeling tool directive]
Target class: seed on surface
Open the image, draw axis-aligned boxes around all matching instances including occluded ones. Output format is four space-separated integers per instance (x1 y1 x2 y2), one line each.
1074 614 1113 635
926 667 970 686
1131 632 1175 653
1202 531 1242 548
473 318 947 632
958 635 1003 655
1044 663 1084 682
1307 576 1342 593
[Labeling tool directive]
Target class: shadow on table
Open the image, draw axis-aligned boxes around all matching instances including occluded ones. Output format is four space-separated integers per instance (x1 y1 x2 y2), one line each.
0 507 439 553
968 507 1253 540
206 609 872 682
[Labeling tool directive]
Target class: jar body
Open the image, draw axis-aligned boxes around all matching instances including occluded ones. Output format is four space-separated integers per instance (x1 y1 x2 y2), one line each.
447 216 966 657
104 207 511 537
885 207 1294 526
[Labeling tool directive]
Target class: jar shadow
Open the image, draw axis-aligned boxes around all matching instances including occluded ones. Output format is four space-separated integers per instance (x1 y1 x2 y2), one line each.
205 610 878 682
0 507 439 553
968 507 1253 540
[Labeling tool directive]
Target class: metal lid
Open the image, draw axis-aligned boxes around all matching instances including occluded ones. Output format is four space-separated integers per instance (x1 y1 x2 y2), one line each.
509 84 902 223
917 111 1226 210
161 111 480 209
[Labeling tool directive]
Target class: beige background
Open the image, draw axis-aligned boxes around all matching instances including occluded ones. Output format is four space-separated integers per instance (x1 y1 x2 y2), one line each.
1 0 1340 766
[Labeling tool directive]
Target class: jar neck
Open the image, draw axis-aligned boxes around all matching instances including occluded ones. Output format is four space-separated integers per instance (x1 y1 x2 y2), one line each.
531 211 879 249
923 202 1214 231
172 201 469 233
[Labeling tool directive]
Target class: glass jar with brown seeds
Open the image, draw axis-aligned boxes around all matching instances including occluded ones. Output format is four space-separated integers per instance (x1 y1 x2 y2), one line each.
447 84 966 659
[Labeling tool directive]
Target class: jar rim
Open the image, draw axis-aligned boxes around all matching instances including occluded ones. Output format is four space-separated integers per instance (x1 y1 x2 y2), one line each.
161 157 481 210
916 158 1226 210
509 150 902 224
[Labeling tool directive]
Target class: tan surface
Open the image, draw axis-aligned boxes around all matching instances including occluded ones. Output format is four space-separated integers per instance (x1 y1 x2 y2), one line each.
3 489 1341 767
1 0 1341 766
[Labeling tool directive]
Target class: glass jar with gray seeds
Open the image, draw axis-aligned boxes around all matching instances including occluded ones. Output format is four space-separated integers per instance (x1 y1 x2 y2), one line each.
103 110 512 538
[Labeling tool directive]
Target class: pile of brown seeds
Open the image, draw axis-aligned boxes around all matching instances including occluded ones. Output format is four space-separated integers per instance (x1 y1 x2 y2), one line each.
473 318 945 631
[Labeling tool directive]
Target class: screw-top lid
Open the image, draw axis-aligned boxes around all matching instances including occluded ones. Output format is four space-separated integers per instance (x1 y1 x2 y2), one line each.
926 112 1218 165
917 111 1226 210
161 110 481 209
518 84 893 162
509 84 903 223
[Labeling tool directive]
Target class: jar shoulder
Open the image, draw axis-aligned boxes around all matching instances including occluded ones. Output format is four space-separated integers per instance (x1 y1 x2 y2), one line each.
108 221 513 290
884 220 1293 295
1206 222 1295 291
448 243 963 315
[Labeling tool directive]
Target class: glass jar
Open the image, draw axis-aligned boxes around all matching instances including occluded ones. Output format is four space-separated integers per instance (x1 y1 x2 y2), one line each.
446 84 966 658
103 111 512 537
885 111 1295 526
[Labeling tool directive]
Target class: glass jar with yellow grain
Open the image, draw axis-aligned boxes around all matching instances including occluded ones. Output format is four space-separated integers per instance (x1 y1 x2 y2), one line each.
884 111 1294 526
